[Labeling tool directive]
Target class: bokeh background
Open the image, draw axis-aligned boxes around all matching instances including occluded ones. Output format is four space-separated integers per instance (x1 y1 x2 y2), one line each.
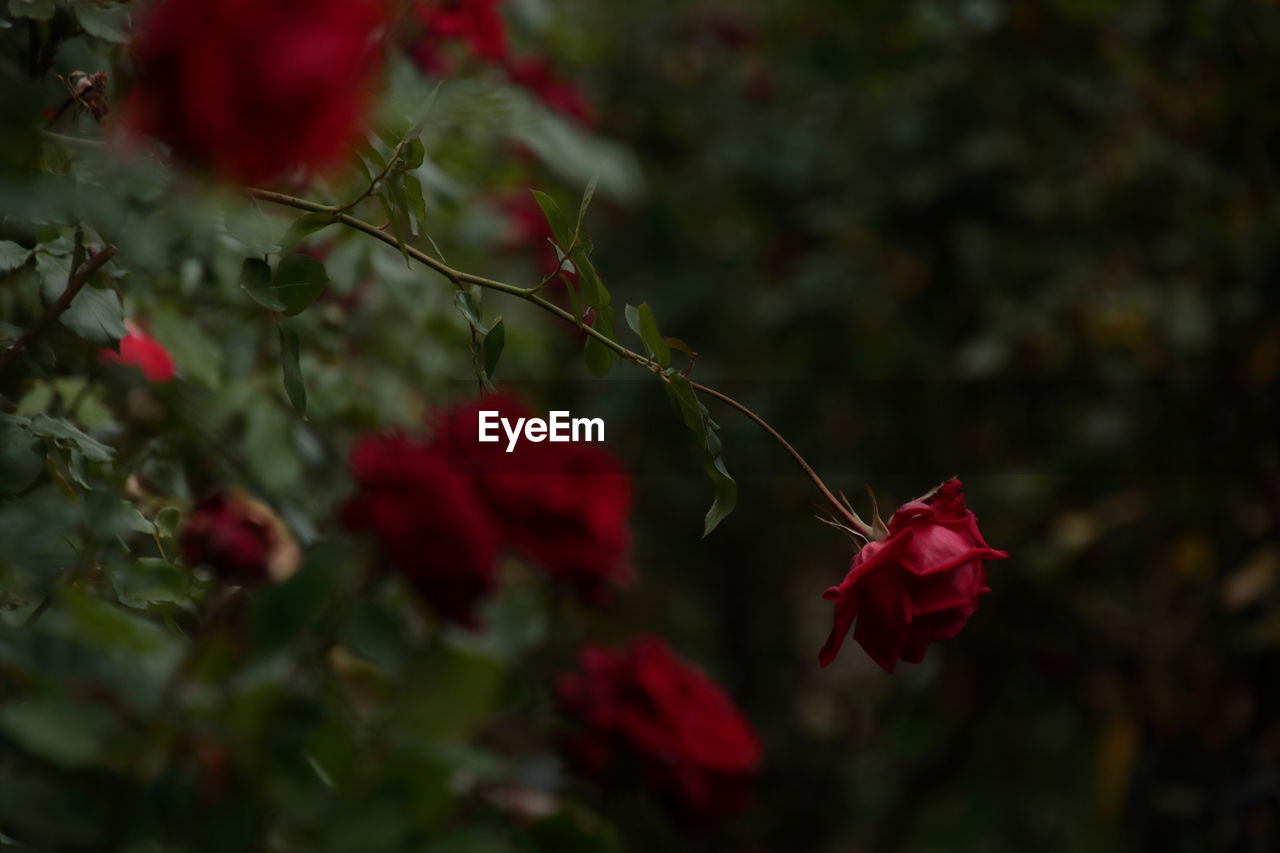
3 1 1280 851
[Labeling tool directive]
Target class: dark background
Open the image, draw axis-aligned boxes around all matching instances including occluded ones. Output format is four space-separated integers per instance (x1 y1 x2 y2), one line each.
1 1 1278 851
560 1 1280 850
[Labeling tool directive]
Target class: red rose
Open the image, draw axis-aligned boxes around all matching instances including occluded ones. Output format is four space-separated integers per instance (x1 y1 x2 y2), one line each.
555 637 762 820
341 433 500 625
819 478 1008 671
99 324 175 382
412 0 509 71
443 393 632 605
129 0 387 183
505 56 594 126
180 490 300 583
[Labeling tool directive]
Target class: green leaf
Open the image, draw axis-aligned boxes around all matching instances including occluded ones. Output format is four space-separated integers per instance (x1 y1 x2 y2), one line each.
404 172 428 236
389 176 420 238
239 257 281 311
154 506 181 539
118 557 190 604
482 317 505 377
453 290 483 328
662 373 737 534
422 828 515 853
0 770 108 848
636 302 670 368
665 336 696 358
279 324 307 416
573 175 599 242
58 585 177 655
71 0 131 43
663 372 703 436
376 190 412 267
398 645 503 742
0 421 44 495
564 272 583 323
702 454 738 537
573 247 610 309
50 282 125 347
33 250 69 290
526 805 622 853
0 239 30 273
250 552 339 655
24 413 114 462
530 190 570 246
272 254 328 316
244 254 329 316
0 698 115 767
279 212 337 254
8 0 57 21
405 82 443 142
243 403 302 492
149 307 222 387
114 502 156 536
357 137 389 175
404 136 426 170
583 335 613 376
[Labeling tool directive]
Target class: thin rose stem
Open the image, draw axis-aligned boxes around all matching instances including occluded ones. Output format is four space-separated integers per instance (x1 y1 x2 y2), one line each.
245 188 872 537
686 381 868 535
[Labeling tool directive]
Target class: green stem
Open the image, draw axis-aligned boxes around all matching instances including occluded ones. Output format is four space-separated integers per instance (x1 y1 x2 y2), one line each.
245 188 871 537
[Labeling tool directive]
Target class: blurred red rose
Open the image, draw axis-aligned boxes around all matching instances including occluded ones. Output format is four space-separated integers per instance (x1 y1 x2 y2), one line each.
341 432 500 625
129 0 387 183
506 56 594 126
99 324 175 382
819 478 1009 671
442 393 632 605
556 637 762 820
180 490 300 583
412 0 509 72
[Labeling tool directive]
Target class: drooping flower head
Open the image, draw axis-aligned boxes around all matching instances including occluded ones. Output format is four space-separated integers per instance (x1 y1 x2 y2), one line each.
556 637 762 820
129 0 388 183
819 478 1008 671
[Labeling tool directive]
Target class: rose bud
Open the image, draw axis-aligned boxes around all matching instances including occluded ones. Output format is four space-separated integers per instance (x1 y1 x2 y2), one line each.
99 323 175 383
179 490 300 583
819 478 1008 671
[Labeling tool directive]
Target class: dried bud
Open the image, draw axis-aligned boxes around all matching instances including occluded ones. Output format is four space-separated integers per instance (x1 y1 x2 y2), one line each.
180 490 299 583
